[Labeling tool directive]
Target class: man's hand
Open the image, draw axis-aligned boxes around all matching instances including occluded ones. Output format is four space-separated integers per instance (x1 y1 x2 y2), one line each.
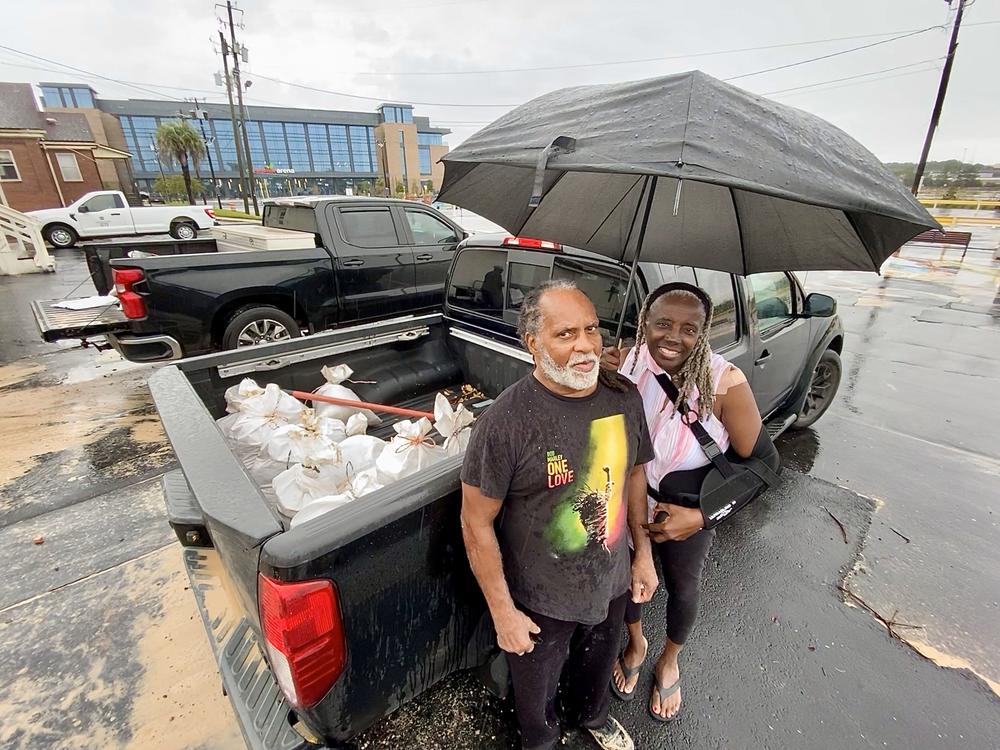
494 607 542 655
642 503 704 542
600 344 623 371
630 551 658 603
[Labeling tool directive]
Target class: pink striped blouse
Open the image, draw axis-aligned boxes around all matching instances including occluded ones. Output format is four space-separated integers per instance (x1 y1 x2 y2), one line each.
620 344 747 515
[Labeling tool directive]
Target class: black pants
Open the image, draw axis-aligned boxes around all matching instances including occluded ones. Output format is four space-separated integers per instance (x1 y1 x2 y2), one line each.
624 527 715 644
506 592 629 750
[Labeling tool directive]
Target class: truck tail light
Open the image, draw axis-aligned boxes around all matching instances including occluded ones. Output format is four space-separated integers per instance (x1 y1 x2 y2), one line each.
112 267 147 319
501 236 561 251
258 574 346 709
204 208 216 219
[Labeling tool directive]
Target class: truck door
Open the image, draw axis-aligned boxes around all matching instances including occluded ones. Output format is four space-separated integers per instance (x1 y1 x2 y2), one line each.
327 204 417 322
75 193 130 237
692 268 754 379
399 205 462 310
745 272 810 416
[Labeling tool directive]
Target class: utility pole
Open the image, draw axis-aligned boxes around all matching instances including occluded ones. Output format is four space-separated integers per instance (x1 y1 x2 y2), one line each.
911 0 966 195
192 99 223 209
219 31 250 213
225 0 259 215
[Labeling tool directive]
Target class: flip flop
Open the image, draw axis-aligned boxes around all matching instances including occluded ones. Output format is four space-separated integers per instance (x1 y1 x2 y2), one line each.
648 677 681 723
610 655 643 702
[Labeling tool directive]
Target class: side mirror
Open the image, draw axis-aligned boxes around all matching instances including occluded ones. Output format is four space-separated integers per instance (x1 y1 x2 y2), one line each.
78 206 90 213
803 292 836 317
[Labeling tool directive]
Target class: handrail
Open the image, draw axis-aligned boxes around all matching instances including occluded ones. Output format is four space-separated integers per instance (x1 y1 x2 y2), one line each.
0 204 53 273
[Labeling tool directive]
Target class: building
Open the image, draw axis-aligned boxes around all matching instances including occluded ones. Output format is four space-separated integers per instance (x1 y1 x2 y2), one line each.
93 94 450 200
0 82 134 212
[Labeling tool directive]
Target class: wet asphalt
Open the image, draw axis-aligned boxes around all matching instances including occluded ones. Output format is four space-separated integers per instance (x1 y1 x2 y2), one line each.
0 225 997 749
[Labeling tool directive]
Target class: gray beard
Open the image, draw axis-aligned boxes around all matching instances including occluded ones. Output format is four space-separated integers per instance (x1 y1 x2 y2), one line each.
538 346 600 391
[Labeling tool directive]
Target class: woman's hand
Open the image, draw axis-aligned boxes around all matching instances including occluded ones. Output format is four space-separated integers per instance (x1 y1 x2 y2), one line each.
600 342 631 371
642 503 704 542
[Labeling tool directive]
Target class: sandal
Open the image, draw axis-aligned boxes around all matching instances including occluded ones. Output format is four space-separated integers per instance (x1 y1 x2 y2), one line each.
648 677 681 723
610 638 647 702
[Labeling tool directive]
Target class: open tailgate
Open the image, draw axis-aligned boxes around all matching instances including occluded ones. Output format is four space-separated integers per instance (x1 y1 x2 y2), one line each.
31 298 129 342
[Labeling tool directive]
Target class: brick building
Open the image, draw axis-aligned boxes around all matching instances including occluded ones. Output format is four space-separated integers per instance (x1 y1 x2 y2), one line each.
0 83 133 212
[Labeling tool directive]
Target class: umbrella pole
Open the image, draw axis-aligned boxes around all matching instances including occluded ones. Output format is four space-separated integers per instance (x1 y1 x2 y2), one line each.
614 176 659 343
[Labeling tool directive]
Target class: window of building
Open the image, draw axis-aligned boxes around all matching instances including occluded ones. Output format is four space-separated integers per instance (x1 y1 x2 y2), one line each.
749 272 794 334
41 86 63 108
71 88 94 108
55 152 83 182
694 269 740 349
552 257 641 342
307 124 332 172
81 193 123 212
447 248 506 314
338 208 398 247
507 262 549 312
404 209 458 244
330 126 351 171
349 126 373 172
245 121 266 169
211 120 240 172
0 150 20 181
260 121 288 168
418 147 432 175
417 133 443 146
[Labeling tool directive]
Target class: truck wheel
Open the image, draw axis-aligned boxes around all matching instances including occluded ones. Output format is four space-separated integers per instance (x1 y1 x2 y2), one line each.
792 349 842 430
170 221 197 240
222 306 301 350
45 224 78 248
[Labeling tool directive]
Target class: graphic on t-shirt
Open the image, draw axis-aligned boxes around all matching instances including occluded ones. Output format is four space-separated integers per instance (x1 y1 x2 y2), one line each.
545 414 628 554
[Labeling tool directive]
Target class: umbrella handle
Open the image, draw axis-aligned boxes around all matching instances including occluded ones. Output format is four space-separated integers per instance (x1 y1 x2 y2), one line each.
615 176 659 342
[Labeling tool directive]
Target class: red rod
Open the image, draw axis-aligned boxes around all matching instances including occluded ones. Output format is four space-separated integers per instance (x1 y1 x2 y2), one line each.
290 390 434 420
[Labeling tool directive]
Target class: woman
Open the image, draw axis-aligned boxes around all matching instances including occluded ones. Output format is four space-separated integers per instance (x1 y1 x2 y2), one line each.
603 281 772 722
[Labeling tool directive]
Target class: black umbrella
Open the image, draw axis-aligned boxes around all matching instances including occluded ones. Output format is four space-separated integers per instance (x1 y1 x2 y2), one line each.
439 70 938 287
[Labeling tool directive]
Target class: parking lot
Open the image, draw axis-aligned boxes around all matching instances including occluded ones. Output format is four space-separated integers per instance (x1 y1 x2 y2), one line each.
0 221 998 749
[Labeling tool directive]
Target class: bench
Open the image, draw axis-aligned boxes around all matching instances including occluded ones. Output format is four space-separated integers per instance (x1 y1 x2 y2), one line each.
906 229 973 249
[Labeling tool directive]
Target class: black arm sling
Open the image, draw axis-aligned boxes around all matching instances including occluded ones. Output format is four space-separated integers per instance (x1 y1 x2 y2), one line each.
647 372 782 529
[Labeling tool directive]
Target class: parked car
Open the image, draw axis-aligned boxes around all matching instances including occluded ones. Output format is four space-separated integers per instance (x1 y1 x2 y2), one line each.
26 190 216 248
138 190 166 205
31 197 467 362
149 235 843 750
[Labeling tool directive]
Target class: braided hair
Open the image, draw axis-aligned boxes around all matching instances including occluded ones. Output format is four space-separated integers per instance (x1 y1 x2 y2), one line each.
630 282 716 418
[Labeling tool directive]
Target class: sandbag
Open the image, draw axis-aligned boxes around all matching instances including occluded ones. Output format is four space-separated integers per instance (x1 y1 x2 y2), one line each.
432 393 475 457
224 378 265 414
289 492 355 529
265 408 343 465
375 418 446 483
229 384 305 448
338 415 387 474
312 364 381 426
273 462 352 517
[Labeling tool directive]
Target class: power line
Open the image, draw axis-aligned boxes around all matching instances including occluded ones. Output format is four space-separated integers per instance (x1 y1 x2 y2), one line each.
770 67 941 99
723 25 943 82
761 58 944 95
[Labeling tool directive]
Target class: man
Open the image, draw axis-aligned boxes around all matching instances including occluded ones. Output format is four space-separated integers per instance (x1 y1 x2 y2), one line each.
461 280 658 750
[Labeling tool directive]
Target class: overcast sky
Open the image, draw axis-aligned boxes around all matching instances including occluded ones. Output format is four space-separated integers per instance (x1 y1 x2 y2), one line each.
2 0 997 164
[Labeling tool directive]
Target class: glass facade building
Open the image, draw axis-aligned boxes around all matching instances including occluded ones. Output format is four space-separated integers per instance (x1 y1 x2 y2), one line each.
86 93 448 199
40 83 97 109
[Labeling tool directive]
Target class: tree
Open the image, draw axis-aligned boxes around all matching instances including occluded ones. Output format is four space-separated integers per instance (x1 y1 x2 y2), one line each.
394 179 405 196
355 180 372 196
155 120 206 205
374 177 385 196
153 175 205 202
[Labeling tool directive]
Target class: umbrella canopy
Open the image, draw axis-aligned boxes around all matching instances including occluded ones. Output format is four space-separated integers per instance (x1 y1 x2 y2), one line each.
438 70 938 274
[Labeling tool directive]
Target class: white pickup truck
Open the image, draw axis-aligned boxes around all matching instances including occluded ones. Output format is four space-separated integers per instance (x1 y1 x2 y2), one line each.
27 190 217 248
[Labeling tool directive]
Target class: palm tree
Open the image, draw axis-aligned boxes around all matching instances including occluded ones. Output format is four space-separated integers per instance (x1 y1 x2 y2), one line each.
154 121 206 205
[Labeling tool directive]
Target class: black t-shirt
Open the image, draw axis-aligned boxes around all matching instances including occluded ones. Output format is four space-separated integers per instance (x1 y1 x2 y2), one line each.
461 374 654 625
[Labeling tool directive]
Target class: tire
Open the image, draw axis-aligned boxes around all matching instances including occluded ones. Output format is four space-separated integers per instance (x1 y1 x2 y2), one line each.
791 349 842 430
44 224 78 248
170 221 197 240
221 305 301 350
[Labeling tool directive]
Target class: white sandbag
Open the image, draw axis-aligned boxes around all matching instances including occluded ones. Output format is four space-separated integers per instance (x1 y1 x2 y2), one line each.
273 462 352 517
265 408 342 465
216 412 241 435
312 364 381 426
338 414 387 473
229 384 305 448
290 492 356 529
224 378 265 414
375 418 446 483
351 467 384 497
249 452 293 489
432 393 475 457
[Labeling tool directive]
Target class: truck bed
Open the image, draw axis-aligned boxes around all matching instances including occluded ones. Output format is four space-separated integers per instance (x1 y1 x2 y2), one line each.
150 313 532 747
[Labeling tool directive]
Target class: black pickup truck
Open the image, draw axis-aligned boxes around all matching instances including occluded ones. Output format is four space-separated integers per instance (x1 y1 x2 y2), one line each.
32 197 466 362
150 235 843 750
